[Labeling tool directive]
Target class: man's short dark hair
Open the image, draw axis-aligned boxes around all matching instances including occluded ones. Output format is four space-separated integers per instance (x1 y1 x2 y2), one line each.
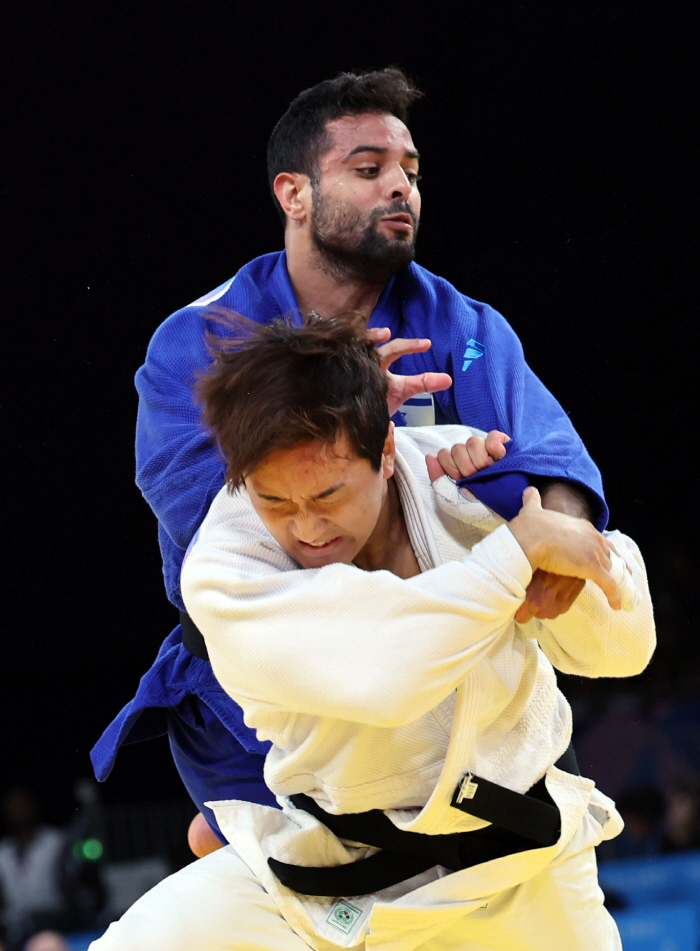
196 312 390 488
267 67 423 223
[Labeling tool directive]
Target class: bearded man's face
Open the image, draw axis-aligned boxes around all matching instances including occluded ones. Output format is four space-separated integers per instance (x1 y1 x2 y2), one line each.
308 113 421 284
310 191 419 284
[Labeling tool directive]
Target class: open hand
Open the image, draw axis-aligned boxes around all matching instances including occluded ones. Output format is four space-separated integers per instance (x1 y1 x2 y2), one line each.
508 487 622 611
368 328 452 416
517 483 594 621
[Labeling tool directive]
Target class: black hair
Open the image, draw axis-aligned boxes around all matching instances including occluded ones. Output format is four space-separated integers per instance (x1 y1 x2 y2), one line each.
197 311 390 488
267 67 423 222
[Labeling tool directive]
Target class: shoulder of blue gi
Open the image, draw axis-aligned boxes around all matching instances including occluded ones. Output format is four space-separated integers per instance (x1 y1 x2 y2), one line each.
398 263 608 529
133 251 288 549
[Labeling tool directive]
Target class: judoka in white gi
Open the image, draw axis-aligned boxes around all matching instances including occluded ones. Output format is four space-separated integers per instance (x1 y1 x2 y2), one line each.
91 315 655 951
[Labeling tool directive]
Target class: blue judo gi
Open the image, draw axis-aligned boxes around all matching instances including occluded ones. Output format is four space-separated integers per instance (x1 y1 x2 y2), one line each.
91 251 607 840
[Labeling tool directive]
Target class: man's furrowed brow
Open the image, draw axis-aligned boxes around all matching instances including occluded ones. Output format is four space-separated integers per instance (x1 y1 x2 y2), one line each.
313 483 345 500
257 484 346 502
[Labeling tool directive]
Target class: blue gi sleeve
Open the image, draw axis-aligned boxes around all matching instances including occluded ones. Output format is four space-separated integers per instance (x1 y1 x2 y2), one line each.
452 307 607 529
395 266 608 529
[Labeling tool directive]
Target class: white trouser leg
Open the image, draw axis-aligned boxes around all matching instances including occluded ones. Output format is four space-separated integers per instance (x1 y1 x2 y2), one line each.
89 844 620 951
417 847 621 951
89 846 314 951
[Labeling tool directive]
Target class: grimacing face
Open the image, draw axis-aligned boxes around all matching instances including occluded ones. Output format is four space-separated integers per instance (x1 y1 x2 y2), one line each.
244 430 395 570
309 112 421 284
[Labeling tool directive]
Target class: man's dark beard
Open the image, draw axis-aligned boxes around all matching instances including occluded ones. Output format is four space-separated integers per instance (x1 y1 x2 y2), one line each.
310 191 419 285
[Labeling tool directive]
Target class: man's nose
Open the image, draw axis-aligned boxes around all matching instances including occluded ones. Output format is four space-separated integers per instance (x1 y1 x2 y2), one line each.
291 510 327 543
384 165 413 202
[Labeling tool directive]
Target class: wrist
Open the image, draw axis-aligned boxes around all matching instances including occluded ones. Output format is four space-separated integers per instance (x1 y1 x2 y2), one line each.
506 513 544 570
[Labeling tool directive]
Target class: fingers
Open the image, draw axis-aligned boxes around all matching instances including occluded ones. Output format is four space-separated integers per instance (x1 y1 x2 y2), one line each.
377 337 432 370
591 539 622 610
608 549 640 611
425 453 478 495
595 569 622 612
434 440 488 479
440 440 485 478
426 432 511 482
509 496 618 606
510 497 633 613
387 371 452 415
559 534 621 611
515 571 585 622
521 485 542 508
425 454 446 482
404 372 453 397
365 327 391 344
460 439 490 474
434 446 462 480
469 434 505 470
515 603 536 624
484 430 511 460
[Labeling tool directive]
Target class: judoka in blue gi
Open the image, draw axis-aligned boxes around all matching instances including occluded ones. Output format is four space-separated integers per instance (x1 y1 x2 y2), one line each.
91 67 607 852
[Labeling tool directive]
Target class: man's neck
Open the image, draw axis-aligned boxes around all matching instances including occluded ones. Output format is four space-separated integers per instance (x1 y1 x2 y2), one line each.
353 478 421 579
285 242 384 321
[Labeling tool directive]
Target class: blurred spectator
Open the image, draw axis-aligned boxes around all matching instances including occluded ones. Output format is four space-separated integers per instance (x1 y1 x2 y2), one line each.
645 536 700 698
661 774 700 852
61 782 105 928
597 784 666 862
0 789 68 951
23 933 69 951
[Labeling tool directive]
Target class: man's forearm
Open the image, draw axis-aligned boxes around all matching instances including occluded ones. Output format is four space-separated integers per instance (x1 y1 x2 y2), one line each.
537 480 594 521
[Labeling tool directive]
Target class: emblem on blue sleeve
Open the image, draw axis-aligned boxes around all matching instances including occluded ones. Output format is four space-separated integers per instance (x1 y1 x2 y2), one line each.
462 338 484 372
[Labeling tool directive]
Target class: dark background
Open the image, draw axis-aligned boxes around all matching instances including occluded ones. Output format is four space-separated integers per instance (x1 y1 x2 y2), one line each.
4 2 696 826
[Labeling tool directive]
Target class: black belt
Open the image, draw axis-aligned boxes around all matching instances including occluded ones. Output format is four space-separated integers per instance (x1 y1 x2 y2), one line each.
179 608 581 895
180 611 209 660
268 744 579 896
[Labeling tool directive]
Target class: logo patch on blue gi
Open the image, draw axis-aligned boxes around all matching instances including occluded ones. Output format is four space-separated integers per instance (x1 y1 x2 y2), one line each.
326 899 363 935
462 338 484 372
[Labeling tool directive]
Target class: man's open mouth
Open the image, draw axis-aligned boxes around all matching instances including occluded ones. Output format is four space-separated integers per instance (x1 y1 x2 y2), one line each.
298 538 340 549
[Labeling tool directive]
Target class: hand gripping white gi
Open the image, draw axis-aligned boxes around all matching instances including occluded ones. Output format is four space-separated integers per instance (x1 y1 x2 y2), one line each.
609 549 640 611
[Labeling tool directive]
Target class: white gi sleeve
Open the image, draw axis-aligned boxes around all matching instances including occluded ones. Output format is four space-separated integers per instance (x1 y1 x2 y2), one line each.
430 471 656 679
181 487 533 728
519 530 656 677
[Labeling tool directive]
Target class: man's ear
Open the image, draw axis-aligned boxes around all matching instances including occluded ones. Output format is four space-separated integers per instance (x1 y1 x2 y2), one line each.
273 172 311 224
381 422 396 479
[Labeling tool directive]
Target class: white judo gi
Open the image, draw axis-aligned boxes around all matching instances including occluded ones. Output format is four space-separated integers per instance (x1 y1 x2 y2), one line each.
92 426 655 951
